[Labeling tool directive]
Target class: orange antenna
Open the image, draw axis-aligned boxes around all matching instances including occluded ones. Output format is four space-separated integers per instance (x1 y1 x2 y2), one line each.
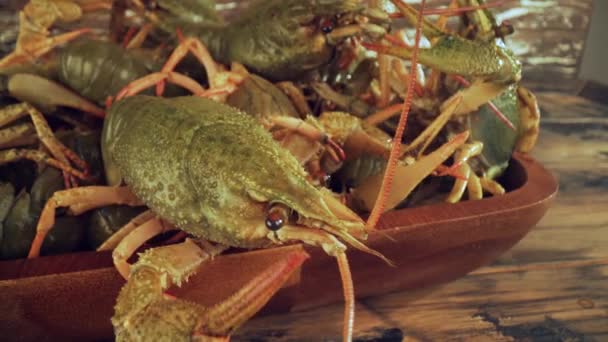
366 0 427 230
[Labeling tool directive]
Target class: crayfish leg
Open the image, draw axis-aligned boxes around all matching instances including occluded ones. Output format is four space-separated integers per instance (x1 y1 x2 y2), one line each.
467 173 483 200
401 94 463 157
480 177 506 196
276 81 313 117
269 116 346 163
161 36 220 83
112 215 176 279
446 162 472 203
0 101 93 188
27 186 142 258
124 23 153 50
0 148 86 180
0 123 37 148
97 210 156 252
153 35 243 98
445 142 483 203
114 71 207 101
0 102 92 173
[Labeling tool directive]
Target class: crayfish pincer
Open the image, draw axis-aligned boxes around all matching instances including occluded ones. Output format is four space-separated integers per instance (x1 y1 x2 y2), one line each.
28 95 390 341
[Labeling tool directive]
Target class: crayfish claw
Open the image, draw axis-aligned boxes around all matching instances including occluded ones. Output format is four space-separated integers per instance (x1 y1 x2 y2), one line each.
113 241 309 341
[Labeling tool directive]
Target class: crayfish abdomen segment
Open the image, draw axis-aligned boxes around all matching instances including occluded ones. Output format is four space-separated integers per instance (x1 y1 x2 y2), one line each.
59 40 152 104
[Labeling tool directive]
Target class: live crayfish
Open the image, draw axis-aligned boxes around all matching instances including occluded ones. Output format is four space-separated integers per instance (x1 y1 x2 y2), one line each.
308 0 540 207
12 2 393 341
0 4 182 190
28 92 387 340
0 0 388 189
0 1 121 189
3 0 543 341
131 0 391 80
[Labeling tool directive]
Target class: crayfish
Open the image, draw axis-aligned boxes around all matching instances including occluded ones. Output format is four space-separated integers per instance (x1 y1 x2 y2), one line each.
311 0 540 208
0 0 543 341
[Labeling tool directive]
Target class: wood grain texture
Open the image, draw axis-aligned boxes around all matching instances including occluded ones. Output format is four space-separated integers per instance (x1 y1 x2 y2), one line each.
234 261 608 341
230 92 608 341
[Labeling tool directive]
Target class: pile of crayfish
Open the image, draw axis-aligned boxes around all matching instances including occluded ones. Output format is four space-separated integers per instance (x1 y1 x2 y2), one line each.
0 0 540 341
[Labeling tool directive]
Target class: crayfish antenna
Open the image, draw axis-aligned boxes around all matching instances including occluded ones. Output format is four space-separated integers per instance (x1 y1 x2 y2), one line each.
337 252 355 342
366 0 427 231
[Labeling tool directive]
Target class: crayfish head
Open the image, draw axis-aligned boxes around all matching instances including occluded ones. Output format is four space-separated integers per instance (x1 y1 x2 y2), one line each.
223 0 389 81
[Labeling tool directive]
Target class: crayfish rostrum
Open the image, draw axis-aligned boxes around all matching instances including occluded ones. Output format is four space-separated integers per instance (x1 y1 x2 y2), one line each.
0 0 544 341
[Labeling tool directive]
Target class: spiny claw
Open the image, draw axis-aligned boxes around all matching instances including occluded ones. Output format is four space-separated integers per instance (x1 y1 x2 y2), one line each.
113 241 309 341
364 37 520 86
0 27 91 69
354 130 470 212
369 0 521 85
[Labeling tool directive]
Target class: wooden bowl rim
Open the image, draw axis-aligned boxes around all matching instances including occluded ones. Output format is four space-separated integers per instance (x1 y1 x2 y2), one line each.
0 153 558 281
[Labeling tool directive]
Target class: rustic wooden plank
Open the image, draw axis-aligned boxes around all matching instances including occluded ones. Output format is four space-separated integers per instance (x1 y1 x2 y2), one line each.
234 262 608 341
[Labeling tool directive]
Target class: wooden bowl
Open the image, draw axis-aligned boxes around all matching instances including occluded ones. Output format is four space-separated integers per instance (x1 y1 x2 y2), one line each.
0 153 557 340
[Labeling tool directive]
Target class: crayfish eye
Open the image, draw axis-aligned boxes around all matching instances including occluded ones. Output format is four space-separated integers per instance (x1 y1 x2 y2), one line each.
265 214 284 231
265 203 291 231
320 18 335 34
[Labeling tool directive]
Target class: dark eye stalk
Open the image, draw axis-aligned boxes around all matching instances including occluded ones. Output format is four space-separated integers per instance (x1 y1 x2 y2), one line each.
320 18 335 34
265 202 291 231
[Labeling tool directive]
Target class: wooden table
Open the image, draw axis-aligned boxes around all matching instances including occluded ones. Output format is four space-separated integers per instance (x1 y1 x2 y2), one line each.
232 89 608 341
